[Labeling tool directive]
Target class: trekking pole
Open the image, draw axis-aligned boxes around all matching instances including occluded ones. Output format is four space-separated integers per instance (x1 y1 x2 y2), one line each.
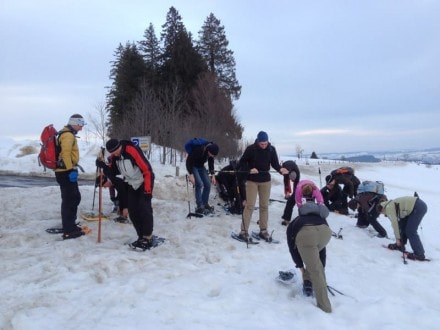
97 168 103 243
97 146 105 243
92 165 98 211
269 198 286 204
319 167 322 187
327 285 356 300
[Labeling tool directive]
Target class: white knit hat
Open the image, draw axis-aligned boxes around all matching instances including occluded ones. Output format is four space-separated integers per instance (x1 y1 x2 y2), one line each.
68 114 86 126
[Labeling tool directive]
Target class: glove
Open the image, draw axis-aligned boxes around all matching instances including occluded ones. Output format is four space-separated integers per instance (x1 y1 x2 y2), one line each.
95 159 106 168
348 199 358 211
144 193 152 200
68 170 78 183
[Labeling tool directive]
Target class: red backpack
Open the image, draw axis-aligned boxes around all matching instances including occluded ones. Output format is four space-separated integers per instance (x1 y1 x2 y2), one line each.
38 124 63 170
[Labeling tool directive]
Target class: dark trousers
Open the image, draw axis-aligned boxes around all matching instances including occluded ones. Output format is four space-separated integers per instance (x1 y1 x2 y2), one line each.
404 198 427 256
55 171 81 233
357 208 387 237
282 195 296 221
128 187 154 239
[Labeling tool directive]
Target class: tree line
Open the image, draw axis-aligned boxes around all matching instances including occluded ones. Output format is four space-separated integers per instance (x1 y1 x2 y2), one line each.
105 7 243 163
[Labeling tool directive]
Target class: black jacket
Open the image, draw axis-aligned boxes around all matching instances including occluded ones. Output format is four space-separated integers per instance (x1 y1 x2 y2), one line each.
186 145 215 175
238 142 282 183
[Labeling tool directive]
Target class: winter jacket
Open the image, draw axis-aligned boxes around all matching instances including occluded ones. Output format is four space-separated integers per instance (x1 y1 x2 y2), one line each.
333 174 360 198
320 184 346 211
186 144 215 175
380 197 418 240
109 140 154 194
55 126 79 172
295 180 324 207
282 160 300 196
238 142 282 183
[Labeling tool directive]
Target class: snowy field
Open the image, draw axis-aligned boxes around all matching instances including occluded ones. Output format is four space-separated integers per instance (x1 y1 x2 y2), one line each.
1 137 440 330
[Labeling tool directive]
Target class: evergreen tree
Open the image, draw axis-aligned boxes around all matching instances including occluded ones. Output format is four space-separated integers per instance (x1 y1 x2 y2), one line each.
197 13 241 100
138 23 162 87
106 42 147 137
159 7 207 116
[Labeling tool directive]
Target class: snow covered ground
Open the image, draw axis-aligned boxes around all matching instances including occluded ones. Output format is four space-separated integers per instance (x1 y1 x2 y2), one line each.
1 137 440 330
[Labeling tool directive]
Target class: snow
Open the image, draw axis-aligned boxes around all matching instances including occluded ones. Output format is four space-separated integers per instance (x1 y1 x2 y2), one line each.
1 137 440 330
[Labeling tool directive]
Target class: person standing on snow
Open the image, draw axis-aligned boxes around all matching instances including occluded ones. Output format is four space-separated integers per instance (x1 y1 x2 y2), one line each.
55 114 86 240
236 131 288 242
186 142 220 215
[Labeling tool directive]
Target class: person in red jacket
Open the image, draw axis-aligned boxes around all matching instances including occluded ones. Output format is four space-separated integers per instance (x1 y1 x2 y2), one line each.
103 139 156 250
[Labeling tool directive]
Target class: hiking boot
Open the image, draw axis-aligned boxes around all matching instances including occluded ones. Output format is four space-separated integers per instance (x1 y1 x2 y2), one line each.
388 243 405 252
238 231 252 243
130 237 153 250
376 232 387 238
114 216 129 224
204 204 215 214
195 206 205 214
259 229 271 242
406 252 425 261
281 219 290 226
62 227 85 240
303 280 313 297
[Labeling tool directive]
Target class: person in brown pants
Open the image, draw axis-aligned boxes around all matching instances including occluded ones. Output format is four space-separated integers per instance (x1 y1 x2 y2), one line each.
286 184 332 313
236 131 288 242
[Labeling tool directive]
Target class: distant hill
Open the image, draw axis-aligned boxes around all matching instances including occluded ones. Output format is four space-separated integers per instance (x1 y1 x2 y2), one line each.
317 147 440 164
344 155 381 163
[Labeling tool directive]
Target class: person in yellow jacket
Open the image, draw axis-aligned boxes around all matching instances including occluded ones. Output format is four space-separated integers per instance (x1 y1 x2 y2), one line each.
55 114 86 239
378 196 427 260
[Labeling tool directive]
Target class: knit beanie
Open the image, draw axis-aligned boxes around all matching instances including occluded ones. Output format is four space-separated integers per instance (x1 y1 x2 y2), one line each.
68 114 86 126
325 175 333 184
206 143 219 156
106 139 121 153
256 131 269 142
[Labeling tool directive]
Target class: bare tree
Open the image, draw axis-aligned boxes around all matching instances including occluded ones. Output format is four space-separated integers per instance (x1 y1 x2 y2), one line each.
87 102 108 146
295 144 303 159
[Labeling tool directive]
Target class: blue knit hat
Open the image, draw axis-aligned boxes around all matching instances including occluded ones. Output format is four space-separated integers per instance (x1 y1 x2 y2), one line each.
256 131 269 142
206 143 219 156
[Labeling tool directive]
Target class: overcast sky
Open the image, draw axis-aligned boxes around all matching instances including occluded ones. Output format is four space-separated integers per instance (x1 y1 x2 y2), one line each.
1 0 439 155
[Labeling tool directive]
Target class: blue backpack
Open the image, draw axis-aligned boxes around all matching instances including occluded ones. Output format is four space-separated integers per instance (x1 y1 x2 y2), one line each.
357 180 385 195
184 138 209 154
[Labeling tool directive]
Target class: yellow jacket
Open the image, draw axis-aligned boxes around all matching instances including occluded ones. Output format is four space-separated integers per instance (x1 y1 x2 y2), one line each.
54 126 79 172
